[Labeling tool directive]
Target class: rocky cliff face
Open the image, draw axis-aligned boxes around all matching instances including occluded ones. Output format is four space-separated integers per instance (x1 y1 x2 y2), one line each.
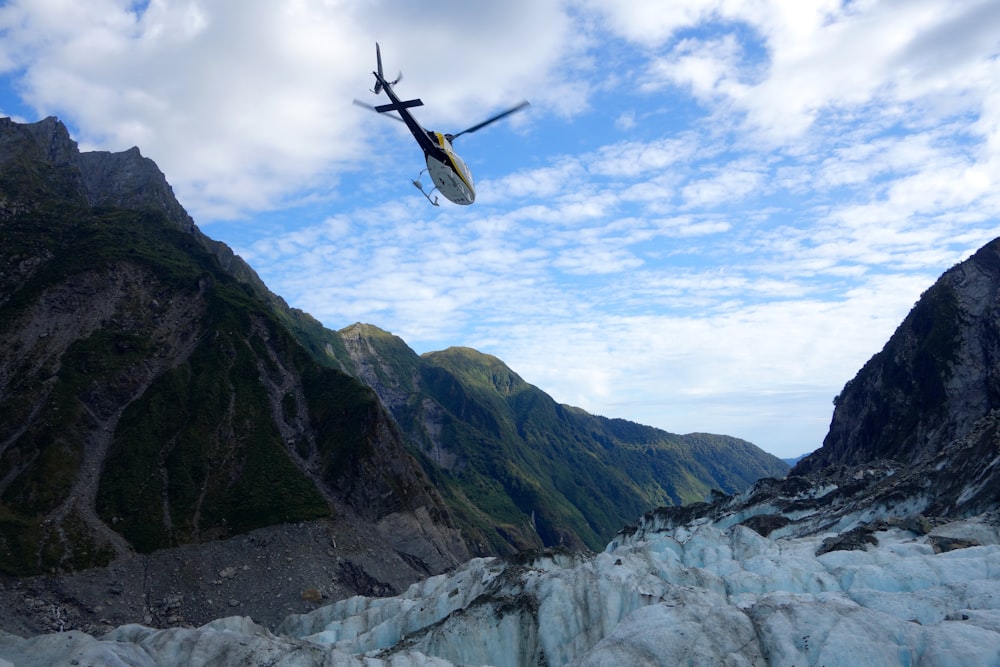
796 239 1000 474
0 117 467 581
3 116 192 231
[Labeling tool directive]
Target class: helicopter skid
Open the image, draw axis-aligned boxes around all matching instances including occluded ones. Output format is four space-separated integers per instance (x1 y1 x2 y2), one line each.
412 177 440 206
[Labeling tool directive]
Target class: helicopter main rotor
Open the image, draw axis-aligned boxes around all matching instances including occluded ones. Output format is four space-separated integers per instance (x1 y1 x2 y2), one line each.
353 98 530 143
446 101 530 142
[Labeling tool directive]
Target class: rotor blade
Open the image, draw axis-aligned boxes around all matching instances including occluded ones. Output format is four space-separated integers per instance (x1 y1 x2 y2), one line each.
449 101 530 140
353 98 406 123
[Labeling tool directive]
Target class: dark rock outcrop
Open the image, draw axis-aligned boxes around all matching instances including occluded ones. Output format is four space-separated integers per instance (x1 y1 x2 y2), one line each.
1 116 192 231
797 238 1000 474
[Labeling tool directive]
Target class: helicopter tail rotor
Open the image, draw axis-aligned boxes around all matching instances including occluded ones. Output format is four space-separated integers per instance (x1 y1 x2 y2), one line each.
371 42 402 94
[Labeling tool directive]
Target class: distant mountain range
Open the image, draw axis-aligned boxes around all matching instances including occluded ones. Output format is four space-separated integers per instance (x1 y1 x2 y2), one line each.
0 116 787 580
338 324 787 553
780 453 810 467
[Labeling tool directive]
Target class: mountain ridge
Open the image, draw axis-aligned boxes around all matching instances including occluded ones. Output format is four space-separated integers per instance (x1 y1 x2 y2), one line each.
339 322 788 553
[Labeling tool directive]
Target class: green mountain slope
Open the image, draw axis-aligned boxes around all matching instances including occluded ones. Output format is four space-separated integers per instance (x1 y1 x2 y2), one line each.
340 327 789 552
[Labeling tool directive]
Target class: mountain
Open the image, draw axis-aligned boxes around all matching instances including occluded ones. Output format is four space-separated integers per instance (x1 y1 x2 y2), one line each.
781 452 810 466
795 238 1000 477
339 324 788 553
0 116 468 584
0 114 783 615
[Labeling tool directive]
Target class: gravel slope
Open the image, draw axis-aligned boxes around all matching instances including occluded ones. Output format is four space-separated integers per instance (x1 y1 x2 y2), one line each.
0 515 436 638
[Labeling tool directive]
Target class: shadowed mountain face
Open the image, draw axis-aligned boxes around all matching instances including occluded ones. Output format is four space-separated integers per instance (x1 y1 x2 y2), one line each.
0 117 465 577
0 116 785 580
795 238 1000 477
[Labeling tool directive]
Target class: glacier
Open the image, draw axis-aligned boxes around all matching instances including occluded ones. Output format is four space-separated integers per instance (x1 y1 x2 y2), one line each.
2 467 1000 666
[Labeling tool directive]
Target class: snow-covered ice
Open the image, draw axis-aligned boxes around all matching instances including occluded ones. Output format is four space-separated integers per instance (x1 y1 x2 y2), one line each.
4 476 1000 666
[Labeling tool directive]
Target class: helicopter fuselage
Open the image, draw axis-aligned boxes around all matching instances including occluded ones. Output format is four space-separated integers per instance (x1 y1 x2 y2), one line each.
425 132 474 205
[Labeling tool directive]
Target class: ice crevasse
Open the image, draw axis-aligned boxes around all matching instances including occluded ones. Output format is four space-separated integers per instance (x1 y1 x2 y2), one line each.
2 507 999 666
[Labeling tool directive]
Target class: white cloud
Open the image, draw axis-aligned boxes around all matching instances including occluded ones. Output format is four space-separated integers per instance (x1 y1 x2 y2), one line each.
680 163 764 209
577 0 726 47
615 110 637 130
590 137 698 178
587 0 1000 145
1 0 585 220
645 33 749 99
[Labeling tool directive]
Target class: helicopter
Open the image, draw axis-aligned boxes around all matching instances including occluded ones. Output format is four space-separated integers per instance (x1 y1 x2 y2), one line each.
354 43 529 206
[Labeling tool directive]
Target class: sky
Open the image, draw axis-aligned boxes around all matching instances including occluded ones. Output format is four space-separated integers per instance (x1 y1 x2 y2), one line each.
2 0 999 459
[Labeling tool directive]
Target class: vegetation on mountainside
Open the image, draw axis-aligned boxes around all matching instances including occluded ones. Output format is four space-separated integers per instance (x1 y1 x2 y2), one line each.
351 341 789 553
95 309 332 553
0 186 381 571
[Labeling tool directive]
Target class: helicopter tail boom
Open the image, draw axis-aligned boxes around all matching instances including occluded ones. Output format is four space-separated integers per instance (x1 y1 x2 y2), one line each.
371 42 401 95
364 43 439 156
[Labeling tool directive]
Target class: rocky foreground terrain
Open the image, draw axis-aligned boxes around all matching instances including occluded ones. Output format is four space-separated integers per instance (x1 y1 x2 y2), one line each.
0 515 428 639
1 454 999 666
